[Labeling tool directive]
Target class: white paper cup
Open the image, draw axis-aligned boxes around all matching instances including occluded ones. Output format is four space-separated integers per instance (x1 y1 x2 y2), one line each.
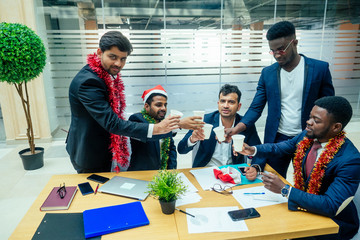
203 124 213 140
232 135 245 152
213 126 225 142
170 109 183 117
193 110 205 121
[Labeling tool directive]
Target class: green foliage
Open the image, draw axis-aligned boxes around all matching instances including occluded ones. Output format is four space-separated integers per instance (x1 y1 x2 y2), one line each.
147 170 188 202
0 22 46 84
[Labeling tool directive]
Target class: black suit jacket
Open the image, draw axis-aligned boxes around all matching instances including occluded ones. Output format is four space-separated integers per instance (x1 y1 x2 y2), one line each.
127 113 177 171
66 65 149 172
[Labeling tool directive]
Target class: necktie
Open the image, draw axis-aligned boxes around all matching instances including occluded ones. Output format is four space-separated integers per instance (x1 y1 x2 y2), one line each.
305 141 322 178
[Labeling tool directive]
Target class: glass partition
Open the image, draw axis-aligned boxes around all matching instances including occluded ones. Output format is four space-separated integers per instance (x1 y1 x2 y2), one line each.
35 0 360 136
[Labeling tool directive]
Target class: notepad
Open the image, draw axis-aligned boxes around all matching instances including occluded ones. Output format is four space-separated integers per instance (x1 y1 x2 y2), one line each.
40 186 77 211
83 201 150 238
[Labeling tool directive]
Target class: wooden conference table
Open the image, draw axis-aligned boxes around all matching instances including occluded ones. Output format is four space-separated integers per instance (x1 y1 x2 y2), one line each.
10 165 338 240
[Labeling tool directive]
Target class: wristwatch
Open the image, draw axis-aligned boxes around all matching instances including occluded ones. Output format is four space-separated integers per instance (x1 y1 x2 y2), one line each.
281 184 290 198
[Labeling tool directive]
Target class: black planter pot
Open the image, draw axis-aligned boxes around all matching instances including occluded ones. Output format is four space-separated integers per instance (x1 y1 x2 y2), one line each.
19 147 44 170
159 199 176 214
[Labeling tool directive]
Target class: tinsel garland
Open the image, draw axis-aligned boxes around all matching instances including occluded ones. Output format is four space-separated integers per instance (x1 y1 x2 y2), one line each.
293 131 345 195
87 53 129 172
141 108 171 170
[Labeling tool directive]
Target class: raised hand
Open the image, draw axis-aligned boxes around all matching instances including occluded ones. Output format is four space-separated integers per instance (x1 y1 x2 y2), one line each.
179 116 204 130
153 115 180 135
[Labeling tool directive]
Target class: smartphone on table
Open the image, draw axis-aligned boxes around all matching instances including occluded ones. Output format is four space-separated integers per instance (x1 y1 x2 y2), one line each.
228 208 260 221
238 167 246 176
78 182 94 195
87 174 109 184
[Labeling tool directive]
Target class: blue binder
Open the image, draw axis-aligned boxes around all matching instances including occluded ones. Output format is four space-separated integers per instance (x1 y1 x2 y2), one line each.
83 201 149 238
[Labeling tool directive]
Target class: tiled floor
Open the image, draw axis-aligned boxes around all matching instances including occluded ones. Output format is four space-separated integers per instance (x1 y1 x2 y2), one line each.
1 121 360 240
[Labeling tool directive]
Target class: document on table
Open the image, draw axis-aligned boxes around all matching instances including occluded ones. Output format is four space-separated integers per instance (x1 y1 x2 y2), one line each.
233 186 288 209
178 172 198 193
176 172 202 207
186 206 248 234
190 167 237 190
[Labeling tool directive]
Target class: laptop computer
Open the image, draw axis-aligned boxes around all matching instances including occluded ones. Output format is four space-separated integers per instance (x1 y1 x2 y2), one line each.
98 176 149 200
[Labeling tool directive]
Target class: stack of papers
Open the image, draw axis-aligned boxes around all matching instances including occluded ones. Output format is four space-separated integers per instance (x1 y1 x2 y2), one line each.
176 172 201 207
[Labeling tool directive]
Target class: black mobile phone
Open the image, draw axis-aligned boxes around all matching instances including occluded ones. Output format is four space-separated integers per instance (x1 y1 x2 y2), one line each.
228 208 260 221
87 174 109 184
78 182 94 195
238 167 246 176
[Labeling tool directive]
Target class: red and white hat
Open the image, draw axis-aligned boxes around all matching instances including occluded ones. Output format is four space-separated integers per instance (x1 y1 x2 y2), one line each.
141 85 167 103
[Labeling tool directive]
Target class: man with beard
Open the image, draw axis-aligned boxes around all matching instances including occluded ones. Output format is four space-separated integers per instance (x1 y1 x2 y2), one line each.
66 31 189 173
127 85 177 171
225 21 335 178
178 84 263 181
235 96 360 240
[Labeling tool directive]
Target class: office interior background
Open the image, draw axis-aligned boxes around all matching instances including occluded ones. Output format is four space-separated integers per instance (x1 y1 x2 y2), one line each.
1 0 360 142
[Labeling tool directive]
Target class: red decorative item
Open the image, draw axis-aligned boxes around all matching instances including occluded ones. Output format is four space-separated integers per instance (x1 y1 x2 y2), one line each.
213 169 236 184
293 131 345 195
87 53 129 172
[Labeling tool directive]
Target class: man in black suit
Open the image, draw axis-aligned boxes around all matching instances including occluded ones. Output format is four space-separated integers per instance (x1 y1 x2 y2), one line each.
66 31 182 173
128 85 177 171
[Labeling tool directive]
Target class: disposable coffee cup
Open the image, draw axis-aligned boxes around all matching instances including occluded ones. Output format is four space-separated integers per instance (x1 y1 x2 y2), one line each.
170 109 183 117
213 126 225 142
232 135 245 152
203 124 213 140
193 110 205 121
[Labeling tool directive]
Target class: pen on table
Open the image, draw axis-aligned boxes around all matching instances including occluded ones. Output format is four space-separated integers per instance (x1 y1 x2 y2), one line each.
95 184 99 194
243 192 265 195
176 208 195 218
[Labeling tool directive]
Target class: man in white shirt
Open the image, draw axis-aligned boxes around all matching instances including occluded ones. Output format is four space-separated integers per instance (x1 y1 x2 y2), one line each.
178 84 263 181
225 21 335 178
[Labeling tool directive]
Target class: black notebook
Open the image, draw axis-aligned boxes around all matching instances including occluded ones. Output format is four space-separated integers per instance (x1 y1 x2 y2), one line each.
32 213 101 240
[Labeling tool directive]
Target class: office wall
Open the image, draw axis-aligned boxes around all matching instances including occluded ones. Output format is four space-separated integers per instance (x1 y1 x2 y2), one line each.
35 0 359 137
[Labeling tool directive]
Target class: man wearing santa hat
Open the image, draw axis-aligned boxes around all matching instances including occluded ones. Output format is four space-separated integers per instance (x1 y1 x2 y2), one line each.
128 85 178 171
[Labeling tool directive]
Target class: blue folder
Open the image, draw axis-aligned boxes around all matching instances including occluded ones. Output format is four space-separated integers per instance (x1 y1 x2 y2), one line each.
83 201 149 238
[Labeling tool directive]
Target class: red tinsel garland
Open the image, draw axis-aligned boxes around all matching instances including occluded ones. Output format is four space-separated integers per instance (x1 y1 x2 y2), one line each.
87 53 129 172
293 131 345 195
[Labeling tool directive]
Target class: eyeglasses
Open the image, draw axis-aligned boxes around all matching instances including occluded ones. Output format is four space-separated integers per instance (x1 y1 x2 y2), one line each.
57 183 67 199
269 39 294 55
211 183 233 195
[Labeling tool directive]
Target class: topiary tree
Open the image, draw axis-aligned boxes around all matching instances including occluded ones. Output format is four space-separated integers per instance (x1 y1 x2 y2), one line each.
0 22 47 154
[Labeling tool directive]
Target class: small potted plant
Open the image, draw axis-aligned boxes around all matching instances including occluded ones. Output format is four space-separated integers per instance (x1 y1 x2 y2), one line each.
147 170 188 214
0 22 47 170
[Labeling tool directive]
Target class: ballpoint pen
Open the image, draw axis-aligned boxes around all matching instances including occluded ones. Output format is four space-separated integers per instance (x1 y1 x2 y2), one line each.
95 184 99 194
243 192 265 195
175 208 195 218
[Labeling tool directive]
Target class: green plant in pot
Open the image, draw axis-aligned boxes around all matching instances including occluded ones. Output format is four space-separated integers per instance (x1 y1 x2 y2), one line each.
0 22 47 170
147 170 188 214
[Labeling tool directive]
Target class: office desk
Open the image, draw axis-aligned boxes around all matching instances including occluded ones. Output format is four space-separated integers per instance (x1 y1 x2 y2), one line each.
10 166 338 240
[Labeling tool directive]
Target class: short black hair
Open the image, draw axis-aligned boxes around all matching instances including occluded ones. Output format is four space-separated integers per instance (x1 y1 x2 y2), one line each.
314 96 353 129
219 84 242 103
266 21 296 41
145 93 167 105
99 31 133 55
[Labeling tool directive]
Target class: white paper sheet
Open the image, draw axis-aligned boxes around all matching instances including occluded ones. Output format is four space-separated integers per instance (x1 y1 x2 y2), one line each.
178 172 198 193
176 192 202 207
186 206 249 233
233 186 288 209
189 167 237 191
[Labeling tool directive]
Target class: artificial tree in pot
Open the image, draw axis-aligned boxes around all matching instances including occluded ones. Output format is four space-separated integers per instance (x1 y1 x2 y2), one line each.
0 22 47 170
147 170 188 214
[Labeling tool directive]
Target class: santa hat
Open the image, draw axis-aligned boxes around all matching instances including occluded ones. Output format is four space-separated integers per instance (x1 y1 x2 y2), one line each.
141 85 168 104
